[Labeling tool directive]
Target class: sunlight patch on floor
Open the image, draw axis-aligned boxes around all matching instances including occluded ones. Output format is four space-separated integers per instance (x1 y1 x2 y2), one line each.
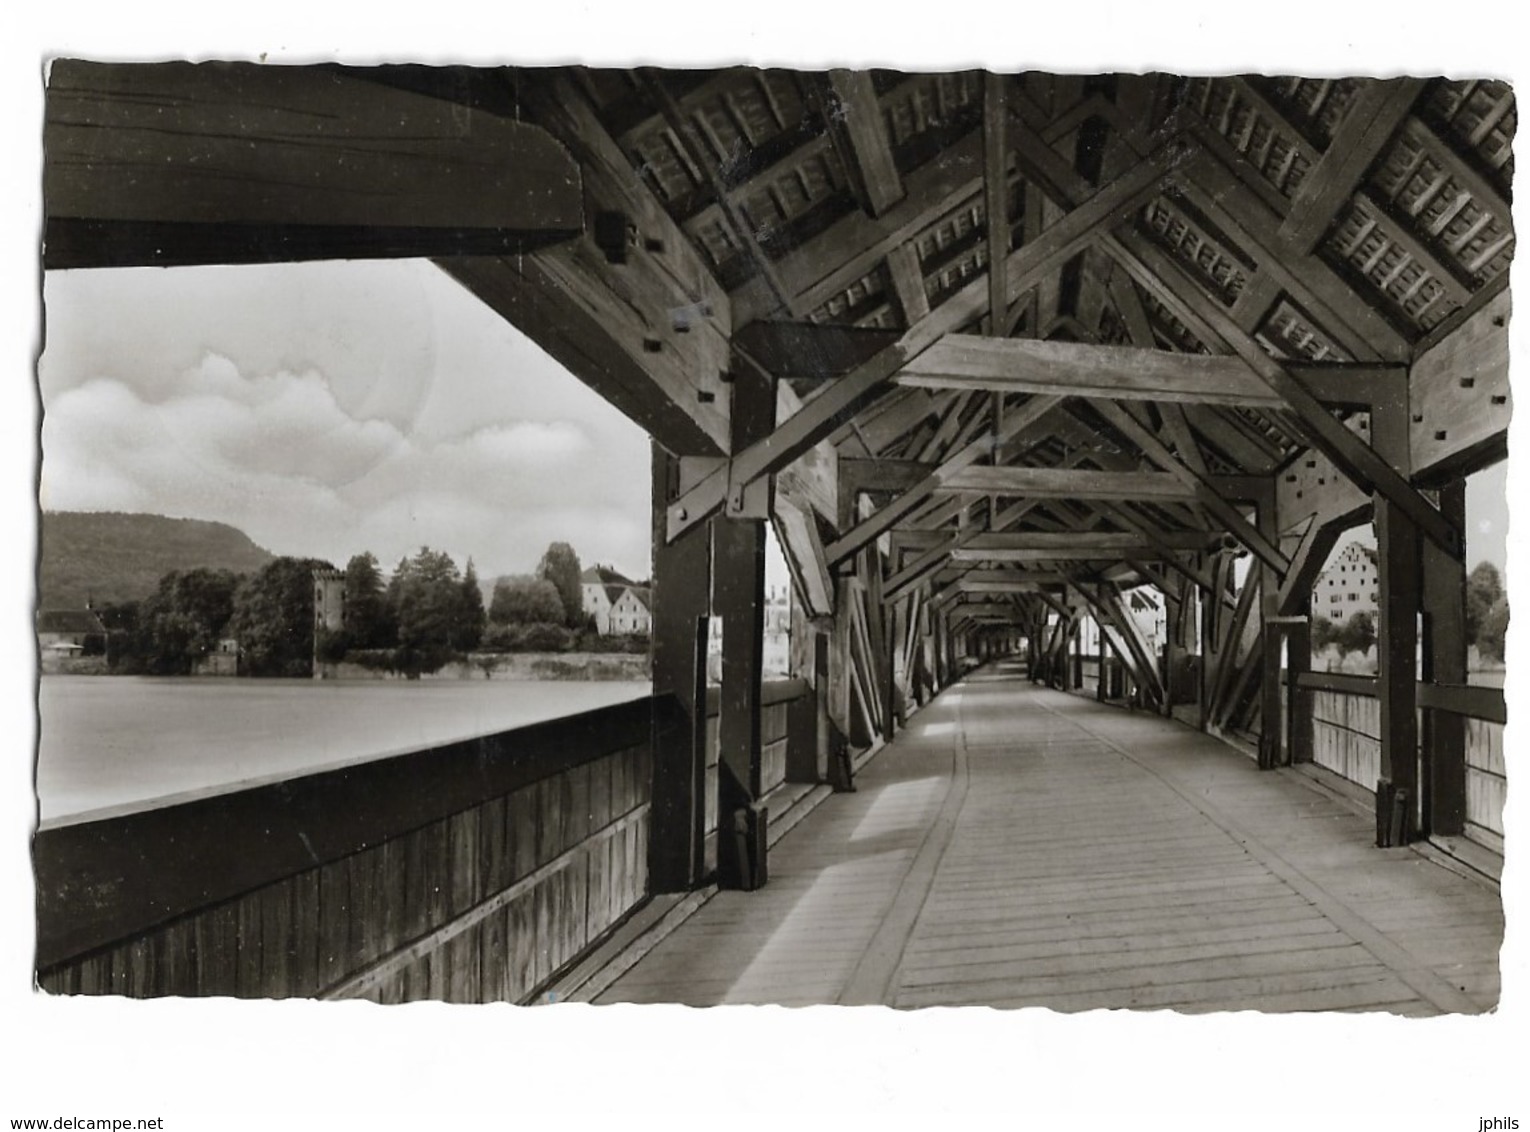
848 776 946 843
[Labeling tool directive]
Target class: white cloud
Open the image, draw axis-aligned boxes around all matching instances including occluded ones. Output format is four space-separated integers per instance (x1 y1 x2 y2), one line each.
39 325 654 580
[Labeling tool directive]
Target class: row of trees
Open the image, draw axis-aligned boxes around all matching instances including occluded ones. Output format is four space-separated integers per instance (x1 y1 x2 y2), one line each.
97 540 629 677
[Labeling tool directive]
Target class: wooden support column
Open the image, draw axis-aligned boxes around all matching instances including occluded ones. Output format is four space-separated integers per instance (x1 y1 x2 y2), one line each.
649 444 713 893
1375 499 1422 846
713 367 774 889
812 627 833 785
1422 479 1468 837
1286 615 1313 765
1096 601 1108 702
1256 490 1284 770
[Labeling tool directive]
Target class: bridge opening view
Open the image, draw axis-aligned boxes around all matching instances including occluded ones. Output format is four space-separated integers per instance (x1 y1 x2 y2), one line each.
33 62 1510 1026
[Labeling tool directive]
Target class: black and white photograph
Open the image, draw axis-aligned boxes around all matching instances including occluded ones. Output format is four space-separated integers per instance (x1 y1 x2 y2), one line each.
6 4 1528 1127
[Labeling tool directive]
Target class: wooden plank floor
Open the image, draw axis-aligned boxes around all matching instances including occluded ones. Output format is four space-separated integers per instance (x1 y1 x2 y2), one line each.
598 661 1503 1012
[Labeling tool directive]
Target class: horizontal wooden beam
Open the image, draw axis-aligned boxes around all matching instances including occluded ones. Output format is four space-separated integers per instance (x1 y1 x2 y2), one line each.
1415 682 1507 726
937 466 1200 501
896 335 1405 407
949 544 1172 563
44 60 582 269
671 137 1193 541
734 321 902 380
822 395 1062 567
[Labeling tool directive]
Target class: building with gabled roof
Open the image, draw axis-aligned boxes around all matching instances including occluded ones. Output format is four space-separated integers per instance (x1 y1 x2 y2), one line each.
1314 541 1380 627
582 565 649 634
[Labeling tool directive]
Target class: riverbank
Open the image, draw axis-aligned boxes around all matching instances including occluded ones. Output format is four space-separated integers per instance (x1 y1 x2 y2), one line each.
320 651 651 682
41 650 652 681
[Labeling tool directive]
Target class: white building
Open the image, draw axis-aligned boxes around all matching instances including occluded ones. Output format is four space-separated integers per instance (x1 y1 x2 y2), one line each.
1314 541 1379 626
581 565 651 635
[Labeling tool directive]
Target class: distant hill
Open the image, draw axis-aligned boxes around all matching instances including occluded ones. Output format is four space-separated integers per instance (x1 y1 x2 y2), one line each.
38 511 275 609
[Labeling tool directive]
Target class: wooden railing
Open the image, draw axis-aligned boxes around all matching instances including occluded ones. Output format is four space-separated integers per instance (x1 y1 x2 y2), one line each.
1292 670 1505 854
699 678 817 863
36 694 671 1003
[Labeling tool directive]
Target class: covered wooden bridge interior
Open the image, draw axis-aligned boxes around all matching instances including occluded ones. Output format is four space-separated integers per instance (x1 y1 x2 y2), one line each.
36 62 1512 1008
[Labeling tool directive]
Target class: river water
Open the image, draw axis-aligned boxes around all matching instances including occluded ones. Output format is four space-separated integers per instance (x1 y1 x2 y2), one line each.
35 675 652 827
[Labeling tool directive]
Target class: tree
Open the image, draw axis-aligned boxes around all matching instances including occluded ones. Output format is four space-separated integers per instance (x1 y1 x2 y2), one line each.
537 541 583 626
1334 610 1376 659
489 575 565 625
1480 596 1509 662
1310 614 1339 654
454 559 487 652
387 547 469 676
343 552 395 649
231 557 336 677
1466 562 1504 644
139 567 240 674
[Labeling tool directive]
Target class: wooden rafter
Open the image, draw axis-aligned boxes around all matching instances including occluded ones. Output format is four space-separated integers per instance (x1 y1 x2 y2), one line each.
667 131 1186 541
985 72 1011 334
1092 400 1288 574
823 394 1063 567
636 69 799 317
824 71 906 217
1100 227 1463 557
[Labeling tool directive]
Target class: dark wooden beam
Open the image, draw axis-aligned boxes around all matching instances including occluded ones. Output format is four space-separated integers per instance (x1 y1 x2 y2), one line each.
1282 80 1428 252
985 72 1011 333
648 446 713 892
825 71 906 217
886 244 932 325
43 60 583 269
440 255 730 458
1375 498 1421 845
1421 479 1468 836
734 322 902 380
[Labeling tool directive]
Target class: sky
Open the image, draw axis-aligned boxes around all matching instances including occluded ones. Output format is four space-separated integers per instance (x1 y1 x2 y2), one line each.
40 259 660 583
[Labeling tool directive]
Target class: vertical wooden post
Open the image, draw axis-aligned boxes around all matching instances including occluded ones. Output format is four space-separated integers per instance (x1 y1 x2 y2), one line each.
1286 615 1313 764
713 365 773 889
1373 395 1421 846
1198 555 1214 730
1422 479 1468 836
1375 498 1421 846
1257 487 1284 770
649 444 712 893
